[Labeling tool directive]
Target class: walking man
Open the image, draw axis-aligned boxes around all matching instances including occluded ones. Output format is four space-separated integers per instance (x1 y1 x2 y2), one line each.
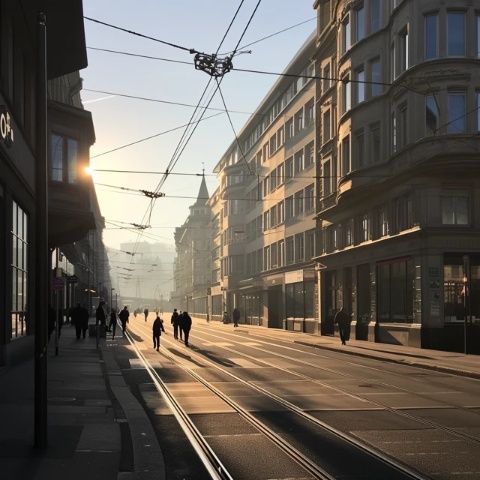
232 307 240 327
71 303 83 340
334 307 352 346
144 307 149 322
171 308 180 339
181 311 192 347
119 306 130 337
80 304 89 339
178 311 184 341
152 314 165 351
109 308 118 339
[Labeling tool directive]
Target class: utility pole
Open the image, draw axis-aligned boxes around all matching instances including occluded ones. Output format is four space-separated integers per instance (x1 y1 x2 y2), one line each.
34 11 48 449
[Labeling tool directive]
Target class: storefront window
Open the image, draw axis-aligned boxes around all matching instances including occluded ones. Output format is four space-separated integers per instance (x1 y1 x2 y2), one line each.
286 281 315 319
377 257 414 323
11 201 28 338
444 254 480 323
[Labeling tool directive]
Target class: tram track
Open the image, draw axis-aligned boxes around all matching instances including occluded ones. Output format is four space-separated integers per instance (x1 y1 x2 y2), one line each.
129 320 430 480
191 323 480 448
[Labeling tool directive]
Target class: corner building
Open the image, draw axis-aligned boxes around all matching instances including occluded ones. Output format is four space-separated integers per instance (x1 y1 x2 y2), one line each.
211 34 318 331
314 0 480 351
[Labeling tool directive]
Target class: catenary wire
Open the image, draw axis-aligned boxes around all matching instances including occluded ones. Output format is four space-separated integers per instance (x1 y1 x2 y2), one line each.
84 16 197 53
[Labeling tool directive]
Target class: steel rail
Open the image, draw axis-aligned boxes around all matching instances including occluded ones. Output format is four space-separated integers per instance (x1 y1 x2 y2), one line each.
124 330 233 480
130 321 333 479
193 323 480 446
132 320 429 480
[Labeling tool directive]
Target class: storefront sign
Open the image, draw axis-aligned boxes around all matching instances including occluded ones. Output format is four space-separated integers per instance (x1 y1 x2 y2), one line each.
285 270 304 284
0 106 14 146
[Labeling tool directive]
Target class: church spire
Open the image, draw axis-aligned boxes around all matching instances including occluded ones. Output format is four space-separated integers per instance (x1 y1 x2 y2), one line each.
194 171 209 206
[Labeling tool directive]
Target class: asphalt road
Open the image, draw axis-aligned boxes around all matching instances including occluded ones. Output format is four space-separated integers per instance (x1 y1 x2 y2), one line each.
124 316 480 480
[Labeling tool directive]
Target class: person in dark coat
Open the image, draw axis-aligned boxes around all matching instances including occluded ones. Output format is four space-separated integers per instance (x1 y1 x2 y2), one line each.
152 314 165 351
109 309 118 339
334 307 352 345
178 311 184 340
144 308 149 322
119 306 129 336
96 301 106 326
171 308 180 339
80 304 89 339
232 307 240 327
71 303 84 340
180 311 192 347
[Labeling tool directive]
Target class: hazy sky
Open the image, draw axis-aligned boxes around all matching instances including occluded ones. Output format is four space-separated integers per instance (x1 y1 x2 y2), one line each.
82 0 316 251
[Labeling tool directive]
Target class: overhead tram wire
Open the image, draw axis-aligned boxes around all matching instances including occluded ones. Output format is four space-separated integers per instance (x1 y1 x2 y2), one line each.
83 16 197 54
90 111 224 159
129 0 251 256
83 88 255 116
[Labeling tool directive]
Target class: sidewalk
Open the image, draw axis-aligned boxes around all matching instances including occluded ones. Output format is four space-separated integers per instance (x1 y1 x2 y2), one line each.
0 322 164 480
197 318 480 380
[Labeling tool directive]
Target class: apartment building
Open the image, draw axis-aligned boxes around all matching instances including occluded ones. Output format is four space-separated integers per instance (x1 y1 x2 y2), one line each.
208 33 318 331
314 0 480 352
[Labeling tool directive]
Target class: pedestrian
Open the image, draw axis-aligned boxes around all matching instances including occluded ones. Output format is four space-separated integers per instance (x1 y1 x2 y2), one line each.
48 305 55 341
334 307 352 346
80 304 89 339
152 314 166 351
171 308 180 339
222 311 230 324
71 303 83 340
144 307 149 322
181 311 192 347
96 301 106 326
109 309 118 339
119 306 130 336
232 307 240 327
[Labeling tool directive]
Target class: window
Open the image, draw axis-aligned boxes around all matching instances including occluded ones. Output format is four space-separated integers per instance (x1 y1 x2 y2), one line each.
355 67 365 103
270 205 277 227
395 195 414 231
286 236 294 265
305 229 315 259
441 194 469 225
425 94 439 135
304 142 314 169
370 122 381 163
477 14 480 57
294 108 304 133
270 171 277 191
323 109 331 143
295 233 305 262
285 195 294 221
286 118 294 140
278 200 285 224
342 14 351 53
391 111 397 153
264 246 271 271
305 184 315 212
341 136 350 176
345 219 354 246
370 58 382 96
269 134 277 156
355 4 365 42
342 76 351 113
379 206 389 236
50 134 79 183
305 99 314 126
278 240 285 267
399 26 409 73
277 163 285 185
323 63 331 93
11 201 28 339
263 211 269 231
323 160 332 196
294 150 304 174
271 243 278 269
370 0 381 33
360 214 370 242
448 12 466 56
277 126 284 148
285 157 293 180
391 42 396 80
398 103 407 149
295 191 304 216
425 13 438 59
355 129 365 168
448 92 466 133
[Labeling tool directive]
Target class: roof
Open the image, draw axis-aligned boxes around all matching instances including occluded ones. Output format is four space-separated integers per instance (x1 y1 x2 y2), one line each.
194 174 209 206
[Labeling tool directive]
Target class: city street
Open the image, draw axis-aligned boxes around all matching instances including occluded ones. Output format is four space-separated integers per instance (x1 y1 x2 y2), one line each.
118 315 480 479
